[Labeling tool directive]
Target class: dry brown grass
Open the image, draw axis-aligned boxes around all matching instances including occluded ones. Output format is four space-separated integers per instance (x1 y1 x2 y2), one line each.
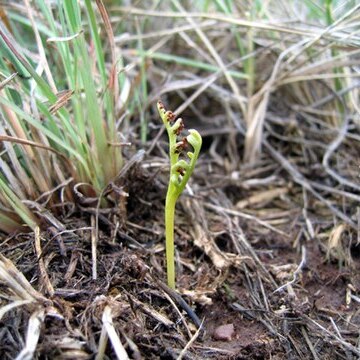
1 1 360 358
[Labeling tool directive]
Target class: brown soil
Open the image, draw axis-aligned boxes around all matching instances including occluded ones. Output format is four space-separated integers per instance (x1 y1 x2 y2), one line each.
1 153 359 359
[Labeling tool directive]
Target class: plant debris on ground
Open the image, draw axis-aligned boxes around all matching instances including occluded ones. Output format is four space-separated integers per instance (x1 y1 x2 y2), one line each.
0 1 360 359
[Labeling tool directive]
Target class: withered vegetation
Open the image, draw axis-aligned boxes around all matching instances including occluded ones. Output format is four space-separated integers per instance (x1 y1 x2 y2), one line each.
1 1 360 359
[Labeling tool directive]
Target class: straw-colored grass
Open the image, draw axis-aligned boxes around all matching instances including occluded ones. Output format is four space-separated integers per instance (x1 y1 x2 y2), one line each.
1 1 360 358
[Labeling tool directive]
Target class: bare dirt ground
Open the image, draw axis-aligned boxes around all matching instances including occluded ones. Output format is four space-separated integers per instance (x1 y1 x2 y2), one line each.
1 116 359 359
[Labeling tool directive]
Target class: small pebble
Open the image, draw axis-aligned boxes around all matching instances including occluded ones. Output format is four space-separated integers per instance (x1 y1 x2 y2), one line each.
213 323 235 341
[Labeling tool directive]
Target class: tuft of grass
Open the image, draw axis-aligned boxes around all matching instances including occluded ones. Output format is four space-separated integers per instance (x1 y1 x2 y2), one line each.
0 1 127 233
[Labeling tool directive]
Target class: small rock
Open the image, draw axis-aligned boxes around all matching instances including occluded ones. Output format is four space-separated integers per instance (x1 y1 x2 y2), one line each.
213 323 235 341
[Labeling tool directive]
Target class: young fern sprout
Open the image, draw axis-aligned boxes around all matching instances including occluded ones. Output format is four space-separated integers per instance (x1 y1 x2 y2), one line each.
157 101 202 289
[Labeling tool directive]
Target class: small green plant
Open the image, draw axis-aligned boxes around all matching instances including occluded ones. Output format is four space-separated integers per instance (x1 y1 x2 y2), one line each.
157 101 202 289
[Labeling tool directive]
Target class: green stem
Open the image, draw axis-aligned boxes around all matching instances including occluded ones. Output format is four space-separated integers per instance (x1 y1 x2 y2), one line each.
165 191 176 289
158 101 202 290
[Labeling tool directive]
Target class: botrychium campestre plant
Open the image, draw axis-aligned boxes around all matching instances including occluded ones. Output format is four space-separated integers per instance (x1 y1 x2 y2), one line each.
157 101 202 289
